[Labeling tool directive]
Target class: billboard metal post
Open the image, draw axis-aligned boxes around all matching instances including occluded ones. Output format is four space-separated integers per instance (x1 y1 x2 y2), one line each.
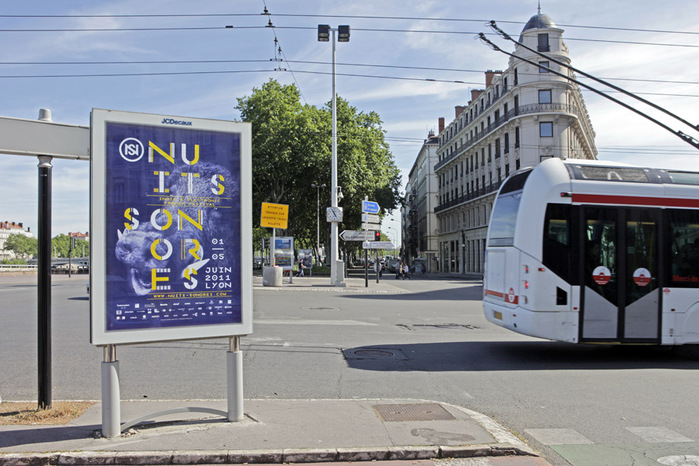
37 154 52 410
227 336 244 421
101 345 120 438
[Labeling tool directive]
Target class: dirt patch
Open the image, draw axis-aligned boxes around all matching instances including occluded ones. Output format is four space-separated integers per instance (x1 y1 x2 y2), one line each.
0 401 95 425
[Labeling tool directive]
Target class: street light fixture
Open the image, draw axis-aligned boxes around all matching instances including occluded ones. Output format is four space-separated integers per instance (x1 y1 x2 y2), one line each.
311 183 326 265
318 24 350 285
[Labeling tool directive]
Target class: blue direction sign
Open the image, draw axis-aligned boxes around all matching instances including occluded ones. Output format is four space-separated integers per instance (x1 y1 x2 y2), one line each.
362 200 380 214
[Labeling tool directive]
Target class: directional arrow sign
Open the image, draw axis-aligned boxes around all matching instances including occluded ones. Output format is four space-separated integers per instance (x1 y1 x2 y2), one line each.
340 230 373 241
362 241 394 250
362 223 381 231
362 200 380 214
361 213 380 223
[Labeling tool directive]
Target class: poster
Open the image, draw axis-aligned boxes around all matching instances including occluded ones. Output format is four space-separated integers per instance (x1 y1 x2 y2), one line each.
273 236 294 270
91 109 252 345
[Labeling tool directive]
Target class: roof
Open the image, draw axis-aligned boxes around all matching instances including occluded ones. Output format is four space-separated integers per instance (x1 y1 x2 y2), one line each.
519 13 557 41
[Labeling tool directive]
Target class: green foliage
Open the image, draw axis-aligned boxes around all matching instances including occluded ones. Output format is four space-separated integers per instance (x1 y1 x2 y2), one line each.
1 258 28 264
236 79 402 254
51 234 90 258
4 234 37 258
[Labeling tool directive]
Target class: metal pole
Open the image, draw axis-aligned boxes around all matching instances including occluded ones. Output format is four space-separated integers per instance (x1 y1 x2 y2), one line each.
227 336 244 422
101 344 120 438
37 148 52 410
365 249 368 287
316 186 320 263
330 28 339 286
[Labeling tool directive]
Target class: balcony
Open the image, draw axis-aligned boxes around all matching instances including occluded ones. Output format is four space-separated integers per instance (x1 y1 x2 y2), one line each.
434 180 503 213
435 103 580 172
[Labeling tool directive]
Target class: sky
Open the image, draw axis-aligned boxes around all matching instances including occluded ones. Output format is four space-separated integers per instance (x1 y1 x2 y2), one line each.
0 0 698 244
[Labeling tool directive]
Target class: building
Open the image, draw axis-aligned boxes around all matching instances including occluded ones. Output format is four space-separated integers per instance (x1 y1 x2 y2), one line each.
433 11 597 274
402 125 440 273
0 221 34 260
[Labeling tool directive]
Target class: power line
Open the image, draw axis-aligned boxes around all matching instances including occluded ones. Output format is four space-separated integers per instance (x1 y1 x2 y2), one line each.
0 24 696 49
1 12 697 37
1 58 697 87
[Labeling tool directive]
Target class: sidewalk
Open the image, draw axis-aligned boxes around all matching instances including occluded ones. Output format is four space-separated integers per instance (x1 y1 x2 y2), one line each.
0 398 550 465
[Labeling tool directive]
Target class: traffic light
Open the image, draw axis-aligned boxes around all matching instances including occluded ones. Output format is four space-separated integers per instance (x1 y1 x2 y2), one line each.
374 231 381 241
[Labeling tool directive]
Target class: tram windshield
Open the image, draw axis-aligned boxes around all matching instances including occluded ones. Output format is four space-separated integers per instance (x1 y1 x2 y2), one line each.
488 170 532 247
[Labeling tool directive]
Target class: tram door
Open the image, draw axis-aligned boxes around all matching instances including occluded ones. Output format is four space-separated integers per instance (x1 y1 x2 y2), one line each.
580 207 660 343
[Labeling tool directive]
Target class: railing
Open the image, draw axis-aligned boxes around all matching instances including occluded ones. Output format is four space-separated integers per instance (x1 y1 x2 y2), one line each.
434 179 503 213
435 103 581 171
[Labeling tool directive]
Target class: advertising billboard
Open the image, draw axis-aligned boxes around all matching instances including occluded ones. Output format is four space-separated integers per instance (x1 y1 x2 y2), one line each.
90 109 252 345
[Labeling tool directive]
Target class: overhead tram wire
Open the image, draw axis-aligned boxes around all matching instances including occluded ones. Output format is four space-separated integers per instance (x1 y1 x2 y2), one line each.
2 12 698 38
0 23 696 49
261 3 307 104
2 57 698 88
478 33 699 150
488 21 699 133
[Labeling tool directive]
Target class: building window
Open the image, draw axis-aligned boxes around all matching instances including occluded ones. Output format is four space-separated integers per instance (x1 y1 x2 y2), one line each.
515 127 520 148
538 33 550 52
504 133 509 154
540 122 554 137
538 89 552 104
539 61 550 73
514 68 518 85
495 139 501 158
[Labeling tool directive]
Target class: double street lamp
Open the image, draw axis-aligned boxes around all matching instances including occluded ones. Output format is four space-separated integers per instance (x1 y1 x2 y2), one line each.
318 24 350 285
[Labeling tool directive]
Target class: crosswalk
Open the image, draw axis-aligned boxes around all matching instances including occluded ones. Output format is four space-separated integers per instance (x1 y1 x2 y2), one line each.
524 427 699 466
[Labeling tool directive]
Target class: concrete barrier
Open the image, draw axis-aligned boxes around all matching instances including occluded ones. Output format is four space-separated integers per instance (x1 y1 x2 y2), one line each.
262 266 283 287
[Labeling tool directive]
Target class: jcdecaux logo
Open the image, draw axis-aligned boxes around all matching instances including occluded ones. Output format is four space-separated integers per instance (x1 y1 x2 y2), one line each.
161 118 193 126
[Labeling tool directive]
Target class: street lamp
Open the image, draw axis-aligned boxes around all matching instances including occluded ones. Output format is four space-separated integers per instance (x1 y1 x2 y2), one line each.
318 24 350 285
311 183 326 265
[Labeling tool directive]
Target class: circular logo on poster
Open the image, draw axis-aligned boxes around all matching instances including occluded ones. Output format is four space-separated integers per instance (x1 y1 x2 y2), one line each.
119 137 145 162
633 267 652 287
592 266 611 285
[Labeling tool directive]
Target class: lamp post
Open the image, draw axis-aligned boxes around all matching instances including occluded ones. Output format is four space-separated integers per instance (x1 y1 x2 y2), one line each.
311 183 326 265
318 24 350 285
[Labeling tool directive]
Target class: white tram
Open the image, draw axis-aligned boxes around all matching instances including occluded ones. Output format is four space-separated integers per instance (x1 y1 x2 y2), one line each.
483 157 699 345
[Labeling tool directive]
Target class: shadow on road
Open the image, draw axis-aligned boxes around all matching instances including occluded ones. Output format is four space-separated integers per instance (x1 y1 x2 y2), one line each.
343 341 699 371
344 285 483 302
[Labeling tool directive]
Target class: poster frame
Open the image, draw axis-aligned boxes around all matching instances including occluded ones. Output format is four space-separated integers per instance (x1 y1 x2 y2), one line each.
89 108 252 345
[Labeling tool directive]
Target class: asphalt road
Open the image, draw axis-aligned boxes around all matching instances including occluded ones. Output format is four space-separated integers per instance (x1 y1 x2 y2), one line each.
1 273 698 465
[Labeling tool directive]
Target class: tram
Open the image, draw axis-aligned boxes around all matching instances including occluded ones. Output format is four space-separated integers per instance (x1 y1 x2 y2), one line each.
483 157 699 345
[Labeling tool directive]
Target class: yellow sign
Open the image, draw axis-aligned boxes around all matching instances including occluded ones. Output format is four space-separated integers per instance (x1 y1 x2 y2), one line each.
260 202 289 229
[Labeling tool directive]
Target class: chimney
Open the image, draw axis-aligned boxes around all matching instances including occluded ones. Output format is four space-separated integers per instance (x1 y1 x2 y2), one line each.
484 69 502 88
438 117 445 134
471 89 484 102
455 106 466 118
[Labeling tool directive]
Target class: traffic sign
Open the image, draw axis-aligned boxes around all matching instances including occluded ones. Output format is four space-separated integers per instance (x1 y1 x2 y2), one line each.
362 241 394 249
362 223 380 231
260 202 289 229
339 230 373 241
362 200 380 214
361 213 380 224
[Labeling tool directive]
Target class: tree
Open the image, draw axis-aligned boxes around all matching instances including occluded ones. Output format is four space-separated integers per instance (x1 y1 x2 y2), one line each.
236 79 402 256
4 234 37 258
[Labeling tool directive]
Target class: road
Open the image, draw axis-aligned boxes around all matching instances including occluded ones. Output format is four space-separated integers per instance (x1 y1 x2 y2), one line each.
1 273 698 465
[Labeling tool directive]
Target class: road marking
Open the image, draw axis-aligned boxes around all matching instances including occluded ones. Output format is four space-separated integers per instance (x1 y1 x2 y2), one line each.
626 426 693 443
524 428 594 445
255 319 377 326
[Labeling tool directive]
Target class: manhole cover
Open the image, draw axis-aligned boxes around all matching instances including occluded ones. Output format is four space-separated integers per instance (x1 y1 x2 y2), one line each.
343 348 408 360
373 403 456 422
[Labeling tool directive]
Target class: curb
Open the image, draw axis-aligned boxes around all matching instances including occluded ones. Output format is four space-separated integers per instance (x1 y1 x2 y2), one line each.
0 444 537 465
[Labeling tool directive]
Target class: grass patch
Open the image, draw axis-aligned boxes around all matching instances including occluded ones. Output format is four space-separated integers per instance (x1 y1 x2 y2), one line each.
0 401 95 425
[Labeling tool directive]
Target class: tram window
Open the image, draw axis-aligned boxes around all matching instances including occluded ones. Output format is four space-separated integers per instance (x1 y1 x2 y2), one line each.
667 171 699 186
499 168 532 194
543 204 573 281
488 192 522 246
667 209 699 287
577 166 649 182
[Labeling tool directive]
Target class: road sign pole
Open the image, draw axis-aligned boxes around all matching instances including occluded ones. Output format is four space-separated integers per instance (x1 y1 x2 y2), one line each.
365 249 368 288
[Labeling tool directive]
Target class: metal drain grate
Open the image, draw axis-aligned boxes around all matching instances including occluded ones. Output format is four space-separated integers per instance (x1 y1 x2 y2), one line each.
373 403 456 422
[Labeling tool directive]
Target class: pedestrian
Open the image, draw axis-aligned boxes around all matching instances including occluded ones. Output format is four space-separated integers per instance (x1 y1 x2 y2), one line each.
403 262 410 280
296 261 305 277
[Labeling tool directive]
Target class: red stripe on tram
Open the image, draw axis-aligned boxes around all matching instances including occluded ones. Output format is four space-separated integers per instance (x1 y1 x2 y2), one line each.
572 193 699 208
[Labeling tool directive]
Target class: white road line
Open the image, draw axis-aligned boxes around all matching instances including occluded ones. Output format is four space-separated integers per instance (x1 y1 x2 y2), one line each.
626 426 693 443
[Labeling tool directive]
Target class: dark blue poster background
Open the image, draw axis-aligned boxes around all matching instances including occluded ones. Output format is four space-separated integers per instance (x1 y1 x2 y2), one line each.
105 122 241 331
